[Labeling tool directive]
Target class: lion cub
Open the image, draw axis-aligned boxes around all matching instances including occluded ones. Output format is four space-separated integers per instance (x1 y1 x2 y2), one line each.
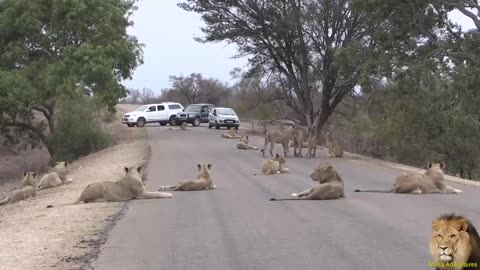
254 153 289 175
323 131 343 158
306 135 318 158
429 213 480 270
237 135 259 150
270 164 345 201
37 161 72 190
0 172 38 206
221 127 241 139
158 164 216 191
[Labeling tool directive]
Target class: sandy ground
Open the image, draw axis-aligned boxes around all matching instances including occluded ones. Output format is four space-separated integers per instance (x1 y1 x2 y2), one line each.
0 104 148 270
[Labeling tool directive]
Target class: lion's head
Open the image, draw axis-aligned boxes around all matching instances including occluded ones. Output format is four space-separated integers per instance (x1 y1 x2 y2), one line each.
430 213 480 267
272 153 286 165
196 163 213 180
240 135 249 144
428 161 446 173
310 164 336 184
21 171 38 188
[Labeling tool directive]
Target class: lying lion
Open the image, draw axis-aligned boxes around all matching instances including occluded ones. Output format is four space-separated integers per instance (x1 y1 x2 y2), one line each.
254 153 289 175
0 172 38 206
430 213 480 270
221 127 242 139
354 162 462 194
237 135 259 150
270 164 345 201
37 161 73 190
157 163 216 191
169 122 190 131
47 165 172 207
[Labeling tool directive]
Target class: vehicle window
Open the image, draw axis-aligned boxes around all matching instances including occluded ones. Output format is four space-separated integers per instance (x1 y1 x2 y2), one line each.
136 105 148 111
185 105 203 112
157 105 165 111
168 104 181 110
216 108 235 115
213 109 217 116
147 106 156 112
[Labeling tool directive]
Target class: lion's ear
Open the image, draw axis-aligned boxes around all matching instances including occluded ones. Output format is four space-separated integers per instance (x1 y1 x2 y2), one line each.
137 166 143 174
432 220 441 231
24 172 27 176
440 162 446 170
197 164 202 171
124 167 129 173
32 172 37 178
455 219 469 232
207 164 212 170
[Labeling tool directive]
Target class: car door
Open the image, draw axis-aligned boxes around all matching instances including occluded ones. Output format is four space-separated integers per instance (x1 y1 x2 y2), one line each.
199 106 208 122
209 109 217 123
145 105 157 121
156 105 168 121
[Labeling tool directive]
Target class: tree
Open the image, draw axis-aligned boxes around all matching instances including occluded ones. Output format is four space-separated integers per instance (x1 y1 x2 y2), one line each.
179 0 385 134
0 0 143 159
168 73 203 104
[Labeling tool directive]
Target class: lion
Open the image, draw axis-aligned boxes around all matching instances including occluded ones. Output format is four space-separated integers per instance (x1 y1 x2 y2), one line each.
46 165 172 208
221 127 241 139
354 162 462 194
157 163 216 191
430 213 480 270
0 172 38 206
169 122 190 131
254 153 289 175
306 135 318 158
323 131 343 158
236 135 259 150
291 126 308 157
37 161 72 190
261 125 295 157
269 163 345 201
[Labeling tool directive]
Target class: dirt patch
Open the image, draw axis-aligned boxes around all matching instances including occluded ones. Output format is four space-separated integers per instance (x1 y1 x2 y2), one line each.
0 104 150 270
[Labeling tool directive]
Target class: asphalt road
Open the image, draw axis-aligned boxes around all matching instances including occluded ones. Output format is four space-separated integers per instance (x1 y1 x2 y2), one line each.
92 124 480 270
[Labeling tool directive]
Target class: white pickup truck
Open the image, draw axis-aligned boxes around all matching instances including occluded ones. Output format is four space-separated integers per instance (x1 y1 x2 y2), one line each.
122 102 184 127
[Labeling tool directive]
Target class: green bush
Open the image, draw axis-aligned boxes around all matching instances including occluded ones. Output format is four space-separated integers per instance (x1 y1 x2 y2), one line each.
48 97 113 161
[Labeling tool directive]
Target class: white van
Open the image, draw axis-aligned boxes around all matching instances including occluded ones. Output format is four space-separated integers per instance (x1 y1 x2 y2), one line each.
122 102 184 127
208 107 240 129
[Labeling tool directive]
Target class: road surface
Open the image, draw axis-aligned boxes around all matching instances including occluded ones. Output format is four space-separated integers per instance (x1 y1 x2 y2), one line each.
92 125 480 270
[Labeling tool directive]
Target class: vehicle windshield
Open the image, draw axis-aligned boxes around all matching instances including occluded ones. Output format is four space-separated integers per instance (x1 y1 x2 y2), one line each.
135 105 148 111
185 105 203 112
216 108 235 115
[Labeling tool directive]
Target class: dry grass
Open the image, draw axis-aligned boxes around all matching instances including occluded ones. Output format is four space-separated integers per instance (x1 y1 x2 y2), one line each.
0 104 149 270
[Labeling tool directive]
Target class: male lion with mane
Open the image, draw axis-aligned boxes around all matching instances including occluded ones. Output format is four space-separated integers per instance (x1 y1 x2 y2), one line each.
354 162 462 194
430 213 480 270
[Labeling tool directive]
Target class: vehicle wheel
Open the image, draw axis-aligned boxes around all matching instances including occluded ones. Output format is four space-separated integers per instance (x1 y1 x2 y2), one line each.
215 125 220 130
159 122 167 126
169 116 176 126
136 118 146 128
234 126 239 130
208 124 212 129
192 117 201 127
126 123 135 128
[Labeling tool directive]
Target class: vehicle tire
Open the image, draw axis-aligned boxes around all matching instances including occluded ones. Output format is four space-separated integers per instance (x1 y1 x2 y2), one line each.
126 123 135 128
169 116 176 126
159 122 167 126
215 125 220 130
208 124 212 129
136 117 146 127
192 117 201 127
234 126 239 130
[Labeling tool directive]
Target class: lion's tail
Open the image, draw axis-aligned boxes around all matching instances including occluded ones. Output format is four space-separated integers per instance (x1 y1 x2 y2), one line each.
157 185 179 191
0 197 10 206
46 196 82 209
354 188 395 193
269 198 308 201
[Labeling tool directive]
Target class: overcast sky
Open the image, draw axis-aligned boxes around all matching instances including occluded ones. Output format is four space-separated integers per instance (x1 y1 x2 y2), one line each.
122 1 476 94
